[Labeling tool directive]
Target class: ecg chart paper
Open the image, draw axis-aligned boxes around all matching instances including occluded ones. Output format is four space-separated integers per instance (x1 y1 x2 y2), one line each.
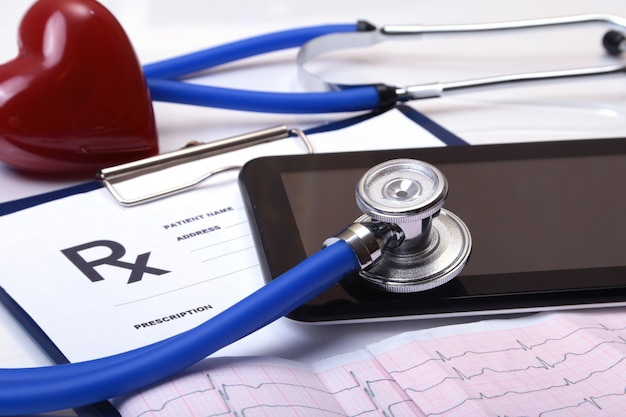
114 308 626 417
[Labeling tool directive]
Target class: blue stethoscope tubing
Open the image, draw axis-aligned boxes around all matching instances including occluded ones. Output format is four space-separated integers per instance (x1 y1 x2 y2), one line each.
0 241 359 415
143 23 386 114
0 23 390 415
141 16 626 114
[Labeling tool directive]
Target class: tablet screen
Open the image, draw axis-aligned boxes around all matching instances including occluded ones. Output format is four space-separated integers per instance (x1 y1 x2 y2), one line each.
281 154 626 276
240 138 626 322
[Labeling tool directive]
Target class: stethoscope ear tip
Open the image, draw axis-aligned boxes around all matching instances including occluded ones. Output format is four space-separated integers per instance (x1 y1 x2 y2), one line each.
603 30 625 55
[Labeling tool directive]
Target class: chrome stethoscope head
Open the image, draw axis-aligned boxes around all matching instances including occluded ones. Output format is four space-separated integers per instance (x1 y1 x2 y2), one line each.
328 159 471 293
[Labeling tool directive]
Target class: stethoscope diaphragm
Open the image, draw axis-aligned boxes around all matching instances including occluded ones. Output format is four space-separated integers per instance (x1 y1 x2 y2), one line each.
355 159 472 293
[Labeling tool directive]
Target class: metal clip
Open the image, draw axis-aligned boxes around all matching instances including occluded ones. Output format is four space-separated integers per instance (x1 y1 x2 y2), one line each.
98 126 313 206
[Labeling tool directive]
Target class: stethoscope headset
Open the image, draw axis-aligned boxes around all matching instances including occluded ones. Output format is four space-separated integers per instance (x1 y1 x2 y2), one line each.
149 14 626 112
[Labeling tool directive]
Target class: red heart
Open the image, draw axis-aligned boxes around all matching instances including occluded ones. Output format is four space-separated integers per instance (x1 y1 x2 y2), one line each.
0 0 158 175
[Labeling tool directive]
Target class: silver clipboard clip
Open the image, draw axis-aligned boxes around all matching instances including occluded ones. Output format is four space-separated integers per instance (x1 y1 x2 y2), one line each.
98 125 313 206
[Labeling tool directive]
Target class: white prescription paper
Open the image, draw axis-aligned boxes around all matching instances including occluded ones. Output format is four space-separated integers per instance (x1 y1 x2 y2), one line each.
0 109 445 363
0 177 260 362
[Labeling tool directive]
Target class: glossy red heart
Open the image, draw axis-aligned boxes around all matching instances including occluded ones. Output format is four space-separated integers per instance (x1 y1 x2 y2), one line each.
0 0 158 175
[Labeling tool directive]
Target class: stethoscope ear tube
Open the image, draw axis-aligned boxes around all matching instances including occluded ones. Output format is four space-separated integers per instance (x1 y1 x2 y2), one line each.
147 77 382 113
0 241 360 415
298 14 626 104
142 23 360 79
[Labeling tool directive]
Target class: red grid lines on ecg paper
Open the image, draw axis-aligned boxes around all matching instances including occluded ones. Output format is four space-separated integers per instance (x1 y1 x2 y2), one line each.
115 310 626 417
372 312 626 417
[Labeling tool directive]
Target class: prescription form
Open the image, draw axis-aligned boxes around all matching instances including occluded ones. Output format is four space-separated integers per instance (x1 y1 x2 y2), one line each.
0 109 446 362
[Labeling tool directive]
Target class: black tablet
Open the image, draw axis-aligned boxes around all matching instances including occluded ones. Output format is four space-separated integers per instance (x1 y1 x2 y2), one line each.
239 138 626 323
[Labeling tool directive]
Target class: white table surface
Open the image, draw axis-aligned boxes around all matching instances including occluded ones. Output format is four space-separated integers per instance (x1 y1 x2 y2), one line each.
1 1 626 415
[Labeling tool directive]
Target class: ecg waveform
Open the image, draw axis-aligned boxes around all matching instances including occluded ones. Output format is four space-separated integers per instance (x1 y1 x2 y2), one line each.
115 310 626 417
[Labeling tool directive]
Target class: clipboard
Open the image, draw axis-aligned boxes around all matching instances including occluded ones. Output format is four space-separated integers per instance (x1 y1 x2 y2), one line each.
0 105 467 216
0 106 466 416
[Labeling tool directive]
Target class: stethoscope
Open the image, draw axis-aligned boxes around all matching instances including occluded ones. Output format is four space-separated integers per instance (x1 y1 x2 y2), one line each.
2 13 626 173
0 158 471 415
2 13 626 415
148 14 626 113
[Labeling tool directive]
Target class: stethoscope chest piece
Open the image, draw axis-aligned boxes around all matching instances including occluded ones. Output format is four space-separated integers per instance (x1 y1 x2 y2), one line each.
356 159 471 293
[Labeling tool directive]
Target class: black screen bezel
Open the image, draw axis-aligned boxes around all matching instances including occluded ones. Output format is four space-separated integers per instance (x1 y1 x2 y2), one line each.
238 139 626 322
